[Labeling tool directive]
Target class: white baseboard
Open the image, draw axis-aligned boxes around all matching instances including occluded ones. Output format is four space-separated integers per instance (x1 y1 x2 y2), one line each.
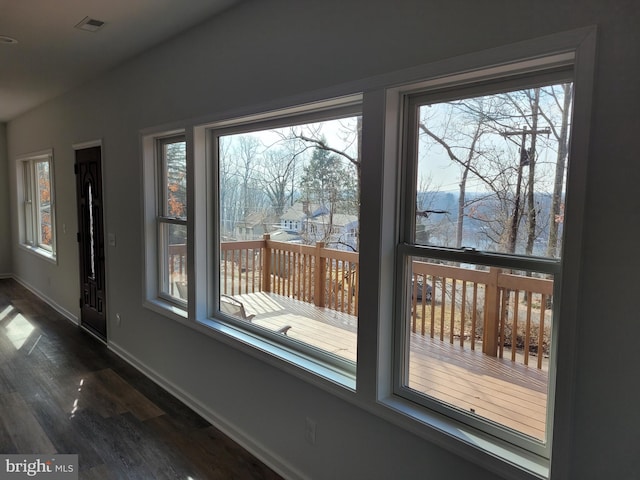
0 273 12 279
108 341 306 480
11 275 79 325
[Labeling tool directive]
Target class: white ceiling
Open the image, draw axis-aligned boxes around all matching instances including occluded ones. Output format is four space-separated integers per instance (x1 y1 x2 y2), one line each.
0 0 241 122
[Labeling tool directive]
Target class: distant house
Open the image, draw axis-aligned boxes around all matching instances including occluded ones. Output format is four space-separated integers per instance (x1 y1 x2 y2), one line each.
235 212 279 240
308 213 359 251
280 201 358 250
279 201 328 233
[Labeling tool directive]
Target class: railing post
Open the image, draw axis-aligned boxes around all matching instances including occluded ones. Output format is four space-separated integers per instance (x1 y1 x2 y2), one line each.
483 267 501 357
314 242 325 307
262 234 271 293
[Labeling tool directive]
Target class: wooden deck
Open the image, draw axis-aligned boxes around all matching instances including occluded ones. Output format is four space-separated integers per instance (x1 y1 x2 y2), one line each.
237 292 358 361
236 291 548 442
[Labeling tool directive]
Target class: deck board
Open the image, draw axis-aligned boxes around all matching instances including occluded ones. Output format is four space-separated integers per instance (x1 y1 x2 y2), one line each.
236 291 548 441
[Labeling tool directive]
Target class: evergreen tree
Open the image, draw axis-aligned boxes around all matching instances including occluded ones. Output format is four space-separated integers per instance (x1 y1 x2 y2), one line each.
300 145 356 216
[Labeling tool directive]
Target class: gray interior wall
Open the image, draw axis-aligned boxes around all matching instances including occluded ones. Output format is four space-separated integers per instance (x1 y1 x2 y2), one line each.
0 123 10 275
6 0 640 478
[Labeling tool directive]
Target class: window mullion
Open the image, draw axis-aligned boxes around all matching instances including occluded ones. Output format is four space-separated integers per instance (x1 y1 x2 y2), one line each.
157 216 187 226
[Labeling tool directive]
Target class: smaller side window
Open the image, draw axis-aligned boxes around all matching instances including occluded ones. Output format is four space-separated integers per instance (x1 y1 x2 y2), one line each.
19 152 56 260
157 136 188 304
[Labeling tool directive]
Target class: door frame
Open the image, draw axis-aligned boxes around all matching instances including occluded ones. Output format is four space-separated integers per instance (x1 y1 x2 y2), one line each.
73 139 109 341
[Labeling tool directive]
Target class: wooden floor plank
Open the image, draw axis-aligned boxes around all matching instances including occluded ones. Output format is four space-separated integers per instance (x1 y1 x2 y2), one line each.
0 279 283 480
21 379 106 470
0 391 56 454
79 464 114 480
91 369 165 421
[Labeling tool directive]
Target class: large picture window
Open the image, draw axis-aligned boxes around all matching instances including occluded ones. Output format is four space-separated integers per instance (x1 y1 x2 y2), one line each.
395 73 574 454
210 101 361 370
19 151 56 260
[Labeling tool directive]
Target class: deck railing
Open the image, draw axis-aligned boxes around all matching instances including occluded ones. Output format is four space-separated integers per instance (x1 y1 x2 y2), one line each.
170 235 553 369
412 261 553 370
167 243 187 297
219 235 359 316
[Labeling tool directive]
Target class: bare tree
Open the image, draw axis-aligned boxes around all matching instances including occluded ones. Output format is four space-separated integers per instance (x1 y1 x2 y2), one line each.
419 119 482 248
417 87 568 256
259 148 297 217
540 84 572 258
236 136 261 219
218 137 241 237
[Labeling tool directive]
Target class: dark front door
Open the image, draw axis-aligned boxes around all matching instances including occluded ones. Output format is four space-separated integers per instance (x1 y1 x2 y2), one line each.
75 146 107 339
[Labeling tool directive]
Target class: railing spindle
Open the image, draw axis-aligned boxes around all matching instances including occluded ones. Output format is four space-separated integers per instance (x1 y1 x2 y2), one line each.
354 264 359 316
419 274 426 336
430 275 436 339
538 294 546 369
499 288 507 358
416 273 422 333
251 248 256 293
471 283 478 351
449 279 456 344
223 249 228 295
512 290 519 362
439 277 446 342
460 281 467 347
524 292 532 366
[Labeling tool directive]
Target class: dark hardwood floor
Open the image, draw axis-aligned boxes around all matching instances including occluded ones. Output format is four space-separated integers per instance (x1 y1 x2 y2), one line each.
0 278 283 480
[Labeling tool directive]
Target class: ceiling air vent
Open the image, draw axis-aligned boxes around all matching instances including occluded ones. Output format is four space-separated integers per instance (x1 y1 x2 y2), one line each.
75 17 106 32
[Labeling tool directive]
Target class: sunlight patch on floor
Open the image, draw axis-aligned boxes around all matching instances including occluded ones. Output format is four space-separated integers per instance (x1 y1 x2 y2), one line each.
3 313 35 350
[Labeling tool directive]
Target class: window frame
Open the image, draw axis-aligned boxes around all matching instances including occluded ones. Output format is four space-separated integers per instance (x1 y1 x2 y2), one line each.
17 150 57 262
142 129 189 319
156 135 188 307
204 98 362 377
394 70 573 456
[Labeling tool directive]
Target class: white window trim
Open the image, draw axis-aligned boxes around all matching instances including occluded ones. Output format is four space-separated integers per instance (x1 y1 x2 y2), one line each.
393 69 573 459
141 128 189 320
140 27 596 480
156 135 188 308
16 149 57 263
198 96 362 377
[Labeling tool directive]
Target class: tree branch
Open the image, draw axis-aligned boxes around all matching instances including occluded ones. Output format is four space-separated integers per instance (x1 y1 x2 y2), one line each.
418 123 499 191
297 135 359 168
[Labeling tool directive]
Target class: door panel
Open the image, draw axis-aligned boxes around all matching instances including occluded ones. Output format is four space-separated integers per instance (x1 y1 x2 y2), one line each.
75 146 107 339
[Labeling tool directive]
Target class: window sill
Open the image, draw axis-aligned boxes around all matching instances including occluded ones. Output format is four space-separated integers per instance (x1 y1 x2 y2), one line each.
19 243 57 264
195 316 357 392
143 297 188 323
142 298 356 392
377 395 549 480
